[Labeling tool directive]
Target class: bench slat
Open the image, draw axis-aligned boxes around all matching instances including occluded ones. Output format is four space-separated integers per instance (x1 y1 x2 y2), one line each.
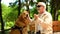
53 21 60 32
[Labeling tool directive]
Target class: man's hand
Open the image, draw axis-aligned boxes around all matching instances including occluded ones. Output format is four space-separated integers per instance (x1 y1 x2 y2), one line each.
34 14 39 20
34 14 43 24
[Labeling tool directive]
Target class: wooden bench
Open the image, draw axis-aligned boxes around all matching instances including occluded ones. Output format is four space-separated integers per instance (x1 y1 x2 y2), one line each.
53 21 60 32
29 21 60 32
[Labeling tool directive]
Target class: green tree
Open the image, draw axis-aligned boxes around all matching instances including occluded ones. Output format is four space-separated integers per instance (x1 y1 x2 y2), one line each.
50 0 60 20
18 0 21 16
9 0 21 17
0 0 5 34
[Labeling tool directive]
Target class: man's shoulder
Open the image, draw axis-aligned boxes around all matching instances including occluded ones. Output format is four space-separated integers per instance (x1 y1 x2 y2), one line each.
45 11 52 19
42 11 52 19
45 11 51 16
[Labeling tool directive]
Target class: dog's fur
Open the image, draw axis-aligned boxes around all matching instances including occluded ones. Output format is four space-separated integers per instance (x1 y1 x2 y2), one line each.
10 11 31 34
29 21 35 31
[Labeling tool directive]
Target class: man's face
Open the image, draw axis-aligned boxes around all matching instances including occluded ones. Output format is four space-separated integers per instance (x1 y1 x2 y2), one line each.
37 5 45 14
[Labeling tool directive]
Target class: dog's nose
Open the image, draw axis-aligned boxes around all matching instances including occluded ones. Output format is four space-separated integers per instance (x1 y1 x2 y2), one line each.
26 14 28 17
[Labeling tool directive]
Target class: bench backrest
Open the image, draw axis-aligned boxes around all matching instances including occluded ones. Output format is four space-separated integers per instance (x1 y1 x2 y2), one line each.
53 21 60 32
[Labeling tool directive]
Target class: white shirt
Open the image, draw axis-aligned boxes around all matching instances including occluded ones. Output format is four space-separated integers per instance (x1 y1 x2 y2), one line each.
33 11 52 33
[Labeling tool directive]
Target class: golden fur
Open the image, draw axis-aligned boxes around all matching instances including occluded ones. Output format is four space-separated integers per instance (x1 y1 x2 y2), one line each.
9 11 31 34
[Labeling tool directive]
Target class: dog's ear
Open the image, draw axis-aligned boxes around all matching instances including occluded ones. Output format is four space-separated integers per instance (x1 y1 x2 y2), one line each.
18 14 23 21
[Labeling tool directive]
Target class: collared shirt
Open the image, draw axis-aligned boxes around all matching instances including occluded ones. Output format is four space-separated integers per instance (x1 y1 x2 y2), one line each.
34 11 52 33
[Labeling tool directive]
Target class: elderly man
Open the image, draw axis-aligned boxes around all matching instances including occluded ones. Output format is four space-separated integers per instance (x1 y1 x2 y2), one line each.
33 2 53 34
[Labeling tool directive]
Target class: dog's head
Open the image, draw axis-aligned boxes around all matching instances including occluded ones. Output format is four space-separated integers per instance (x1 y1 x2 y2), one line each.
19 11 29 20
15 11 31 27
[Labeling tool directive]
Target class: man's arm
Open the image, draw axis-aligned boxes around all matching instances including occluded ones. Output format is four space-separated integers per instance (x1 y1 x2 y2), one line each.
34 13 52 29
38 14 52 29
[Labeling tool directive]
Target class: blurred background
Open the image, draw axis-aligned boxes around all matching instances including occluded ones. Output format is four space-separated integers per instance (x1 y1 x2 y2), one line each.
0 0 60 34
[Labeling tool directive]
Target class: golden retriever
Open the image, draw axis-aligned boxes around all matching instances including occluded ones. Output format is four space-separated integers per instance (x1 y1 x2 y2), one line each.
9 11 31 34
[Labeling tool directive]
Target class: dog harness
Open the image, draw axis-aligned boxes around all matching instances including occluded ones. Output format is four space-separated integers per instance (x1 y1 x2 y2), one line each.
11 25 25 34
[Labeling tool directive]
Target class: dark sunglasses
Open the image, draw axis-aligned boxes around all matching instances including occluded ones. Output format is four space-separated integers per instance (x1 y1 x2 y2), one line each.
36 5 42 7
